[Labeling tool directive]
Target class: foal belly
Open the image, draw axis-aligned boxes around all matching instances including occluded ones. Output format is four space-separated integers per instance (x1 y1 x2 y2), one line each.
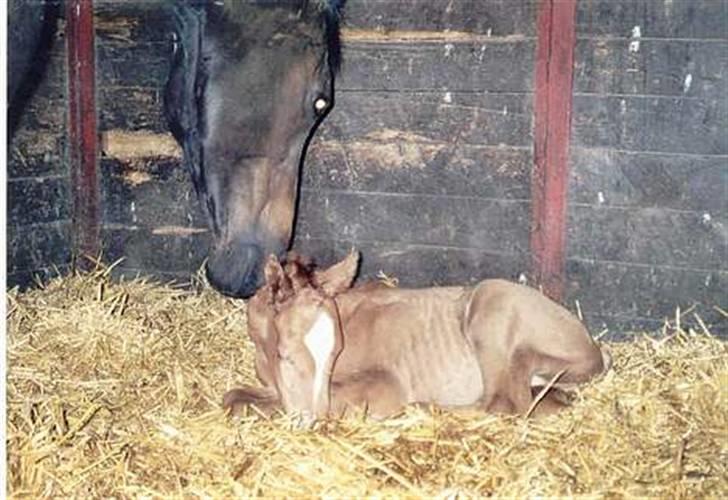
422 352 484 406
403 330 484 407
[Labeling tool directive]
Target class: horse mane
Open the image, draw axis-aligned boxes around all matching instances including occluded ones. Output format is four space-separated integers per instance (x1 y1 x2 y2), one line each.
317 0 345 73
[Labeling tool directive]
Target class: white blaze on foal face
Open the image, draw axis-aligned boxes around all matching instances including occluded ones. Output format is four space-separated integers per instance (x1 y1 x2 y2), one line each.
273 298 339 418
303 309 337 411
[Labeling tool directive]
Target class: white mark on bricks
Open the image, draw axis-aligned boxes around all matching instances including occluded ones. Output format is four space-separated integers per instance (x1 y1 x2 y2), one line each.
444 43 454 57
478 45 487 62
131 202 137 223
303 310 337 409
665 0 674 16
620 99 627 114
487 28 492 37
598 191 606 204
443 91 452 104
702 212 712 224
683 73 693 93
629 26 641 53
502 106 508 116
705 274 711 287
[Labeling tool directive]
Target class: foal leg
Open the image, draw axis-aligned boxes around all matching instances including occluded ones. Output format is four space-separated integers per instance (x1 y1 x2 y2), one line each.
530 346 609 393
523 343 609 415
331 369 408 420
222 385 281 417
474 347 535 415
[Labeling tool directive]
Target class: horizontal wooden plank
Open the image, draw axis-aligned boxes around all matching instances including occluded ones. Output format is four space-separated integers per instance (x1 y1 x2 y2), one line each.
571 94 728 155
8 131 67 179
321 91 533 147
7 222 72 275
9 90 66 137
97 42 170 88
344 0 538 36
303 139 532 199
569 148 728 213
567 206 727 270
102 226 210 274
338 41 535 92
101 158 206 228
296 190 531 254
566 258 727 336
576 0 728 40
95 1 173 46
574 38 728 98
98 87 168 133
293 237 529 288
95 0 167 8
8 177 70 226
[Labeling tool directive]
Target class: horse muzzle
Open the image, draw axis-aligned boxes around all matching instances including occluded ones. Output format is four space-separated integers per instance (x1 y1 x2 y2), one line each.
205 242 264 298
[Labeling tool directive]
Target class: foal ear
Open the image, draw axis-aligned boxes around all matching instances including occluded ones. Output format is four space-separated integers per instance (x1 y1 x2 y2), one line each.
263 254 294 303
315 250 360 296
263 254 285 287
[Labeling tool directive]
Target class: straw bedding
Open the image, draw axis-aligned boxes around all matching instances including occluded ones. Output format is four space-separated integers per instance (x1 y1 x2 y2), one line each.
7 267 727 498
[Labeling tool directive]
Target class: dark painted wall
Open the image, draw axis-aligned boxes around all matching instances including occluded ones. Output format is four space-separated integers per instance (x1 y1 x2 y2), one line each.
567 0 728 334
7 7 70 288
295 0 538 288
93 0 207 282
7 0 727 337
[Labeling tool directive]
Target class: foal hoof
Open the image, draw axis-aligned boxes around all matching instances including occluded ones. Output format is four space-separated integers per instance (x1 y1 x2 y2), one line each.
222 389 248 417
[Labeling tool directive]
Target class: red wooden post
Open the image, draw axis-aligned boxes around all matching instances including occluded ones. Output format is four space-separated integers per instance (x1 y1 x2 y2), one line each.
531 0 577 301
66 0 100 264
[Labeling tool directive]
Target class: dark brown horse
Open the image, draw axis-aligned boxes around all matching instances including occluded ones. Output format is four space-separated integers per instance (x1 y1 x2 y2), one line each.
8 0 60 136
165 0 344 298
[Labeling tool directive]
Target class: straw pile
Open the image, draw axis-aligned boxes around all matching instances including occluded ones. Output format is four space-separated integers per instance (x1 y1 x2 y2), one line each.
7 266 727 498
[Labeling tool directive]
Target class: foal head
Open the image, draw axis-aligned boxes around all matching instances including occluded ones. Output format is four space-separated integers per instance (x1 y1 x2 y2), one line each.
247 251 359 420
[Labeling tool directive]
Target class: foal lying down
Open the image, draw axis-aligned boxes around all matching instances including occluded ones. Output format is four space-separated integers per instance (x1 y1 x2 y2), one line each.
223 251 611 422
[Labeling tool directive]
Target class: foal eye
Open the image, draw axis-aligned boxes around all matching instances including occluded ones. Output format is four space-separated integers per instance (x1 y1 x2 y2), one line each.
313 97 328 115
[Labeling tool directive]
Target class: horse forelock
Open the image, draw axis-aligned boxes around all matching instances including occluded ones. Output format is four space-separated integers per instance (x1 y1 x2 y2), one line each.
211 0 343 73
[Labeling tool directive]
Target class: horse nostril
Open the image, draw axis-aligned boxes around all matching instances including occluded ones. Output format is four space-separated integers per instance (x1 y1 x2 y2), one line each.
205 243 264 298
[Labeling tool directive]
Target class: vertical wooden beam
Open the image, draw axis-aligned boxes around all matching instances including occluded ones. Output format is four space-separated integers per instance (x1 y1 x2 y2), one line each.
66 0 100 264
531 0 577 301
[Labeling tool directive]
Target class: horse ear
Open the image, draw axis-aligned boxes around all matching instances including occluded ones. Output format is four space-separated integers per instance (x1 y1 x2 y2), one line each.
315 249 359 296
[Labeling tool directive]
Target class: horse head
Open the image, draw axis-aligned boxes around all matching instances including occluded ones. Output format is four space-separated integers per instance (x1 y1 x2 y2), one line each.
165 0 344 297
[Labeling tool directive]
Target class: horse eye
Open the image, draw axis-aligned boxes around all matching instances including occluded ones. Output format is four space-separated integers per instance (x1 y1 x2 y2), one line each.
313 97 328 114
